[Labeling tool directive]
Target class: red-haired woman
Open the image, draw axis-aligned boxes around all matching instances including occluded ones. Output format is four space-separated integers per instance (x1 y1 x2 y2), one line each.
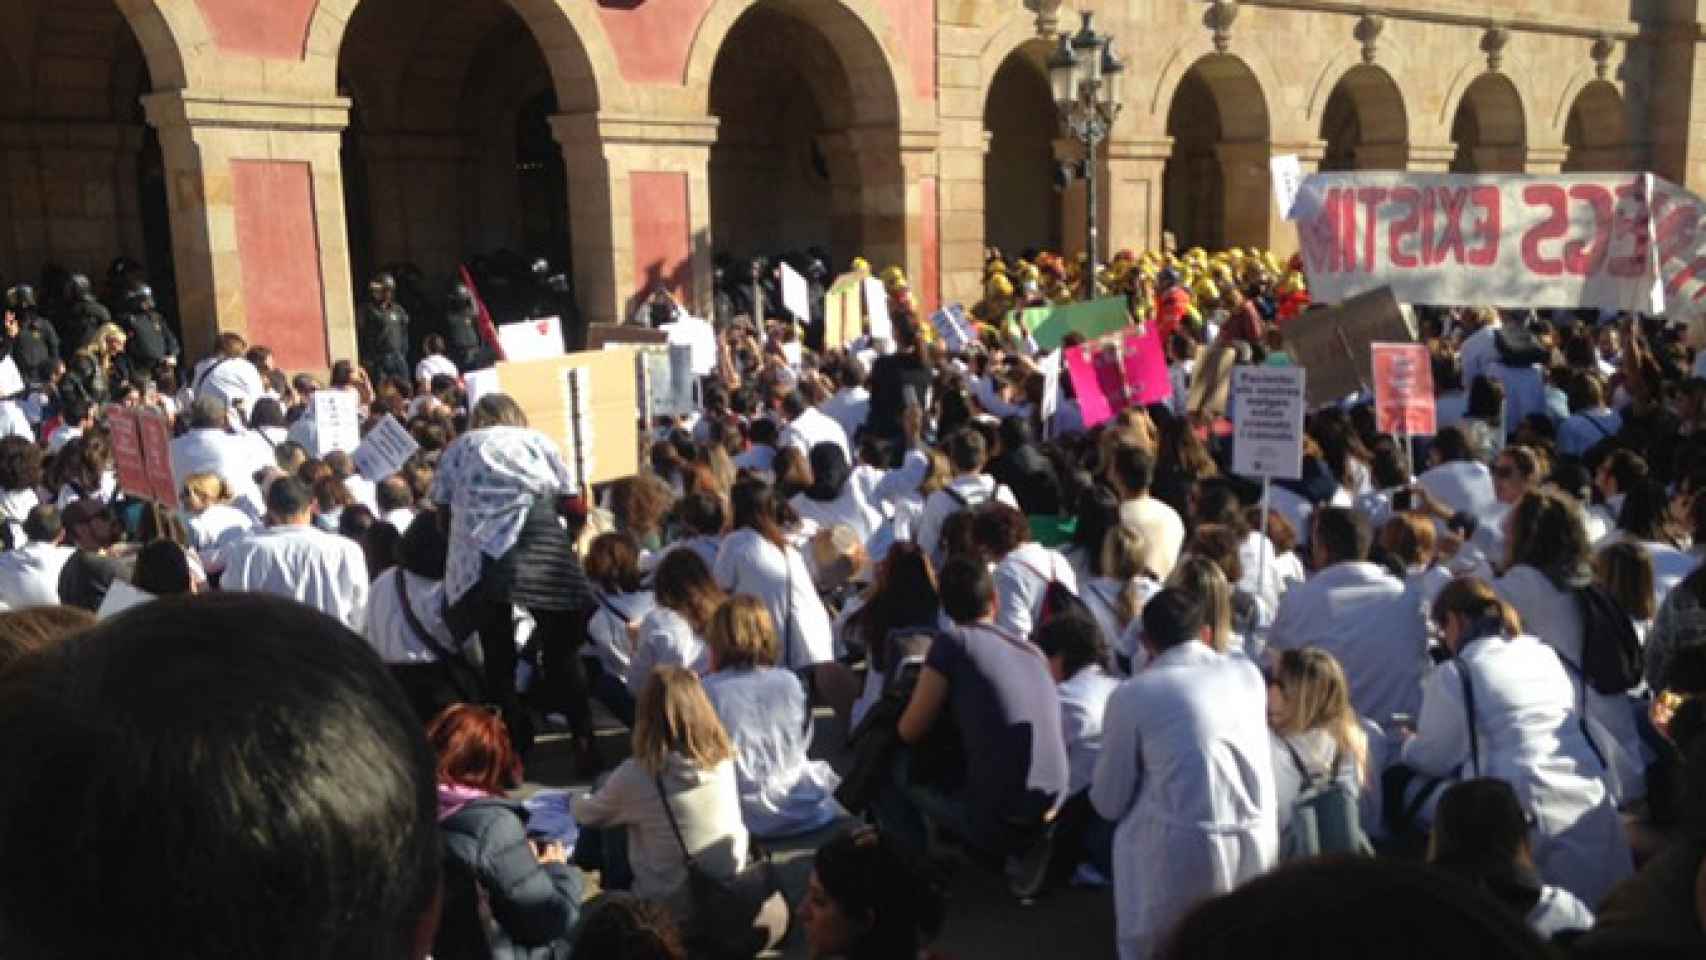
429 704 584 959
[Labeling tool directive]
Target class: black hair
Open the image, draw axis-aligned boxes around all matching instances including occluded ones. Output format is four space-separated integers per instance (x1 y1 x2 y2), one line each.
676 492 725 537
21 504 60 543
1034 613 1107 677
0 593 439 958
131 540 194 596
806 442 852 502
397 511 448 579
812 829 946 960
266 476 314 519
1142 587 1206 652
1071 484 1123 576
1112 442 1156 495
944 427 986 473
939 556 996 625
250 397 287 429
1313 506 1371 565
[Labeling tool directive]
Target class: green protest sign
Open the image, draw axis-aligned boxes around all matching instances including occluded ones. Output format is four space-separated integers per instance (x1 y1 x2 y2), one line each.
1015 297 1131 350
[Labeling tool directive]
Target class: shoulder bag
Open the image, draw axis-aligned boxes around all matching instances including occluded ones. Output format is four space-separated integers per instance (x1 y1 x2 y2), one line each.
396 571 484 702
652 775 788 960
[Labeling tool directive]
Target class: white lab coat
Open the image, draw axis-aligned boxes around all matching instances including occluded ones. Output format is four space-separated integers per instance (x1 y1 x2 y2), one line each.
221 524 370 630
588 589 656 685
1267 562 1427 725
790 477 884 548
1417 460 1499 521
0 541 73 607
778 406 850 461
819 386 870 442
627 605 708 688
1494 565 1648 803
1091 643 1277 960
914 474 1016 568
713 529 835 667
991 541 1078 639
1399 631 1632 906
170 428 273 516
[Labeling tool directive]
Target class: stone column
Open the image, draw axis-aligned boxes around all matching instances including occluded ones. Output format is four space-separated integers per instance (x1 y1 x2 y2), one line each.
934 38 990 309
1104 137 1173 256
900 130 941 313
1407 143 1459 173
553 113 716 325
141 91 355 371
1355 142 1410 171
1524 146 1571 175
1216 140 1274 251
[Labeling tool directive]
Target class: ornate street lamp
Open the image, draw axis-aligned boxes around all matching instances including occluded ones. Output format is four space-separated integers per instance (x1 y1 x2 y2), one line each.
1048 10 1124 300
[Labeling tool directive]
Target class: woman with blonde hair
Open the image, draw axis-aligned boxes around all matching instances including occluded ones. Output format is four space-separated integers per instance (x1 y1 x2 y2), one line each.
573 666 749 904
702 595 842 839
1266 646 1369 857
1399 577 1631 907
1080 524 1161 672
65 322 129 405
1165 555 1247 661
181 471 257 576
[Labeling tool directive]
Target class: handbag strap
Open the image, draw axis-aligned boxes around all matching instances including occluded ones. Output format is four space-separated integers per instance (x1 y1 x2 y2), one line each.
652 773 697 865
1457 659 1480 776
396 570 460 664
1280 735 1319 788
779 542 796 669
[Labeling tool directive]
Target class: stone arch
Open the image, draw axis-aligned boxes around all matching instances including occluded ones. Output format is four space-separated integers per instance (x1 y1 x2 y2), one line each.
1317 64 1409 170
311 0 617 114
1161 54 1272 250
1146 39 1286 138
982 39 1060 256
1558 77 1633 172
1303 41 1424 146
1447 71 1527 173
112 0 208 91
684 0 910 129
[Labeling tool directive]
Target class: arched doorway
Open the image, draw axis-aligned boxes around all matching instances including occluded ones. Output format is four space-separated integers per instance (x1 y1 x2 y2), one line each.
1450 73 1525 173
0 1 171 316
1563 80 1631 172
983 45 1060 258
706 1 903 271
1163 55 1271 251
1319 65 1409 171
338 0 580 319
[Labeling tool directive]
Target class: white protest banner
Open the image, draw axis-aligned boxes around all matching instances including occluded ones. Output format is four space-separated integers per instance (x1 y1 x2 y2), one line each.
1291 172 1669 312
352 414 421 482
310 388 361 454
662 315 717 375
1232 366 1306 481
496 316 565 362
862 277 893 341
780 262 811 325
1271 154 1303 220
0 356 24 398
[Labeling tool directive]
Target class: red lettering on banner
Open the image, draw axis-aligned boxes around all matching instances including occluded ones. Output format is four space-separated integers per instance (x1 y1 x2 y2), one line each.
1420 189 1437 265
1358 187 1390 272
1670 256 1706 298
1467 186 1501 267
1520 184 1569 276
1609 181 1652 278
1338 190 1360 272
1563 184 1613 276
1433 188 1471 266
1654 199 1702 269
1389 187 1421 268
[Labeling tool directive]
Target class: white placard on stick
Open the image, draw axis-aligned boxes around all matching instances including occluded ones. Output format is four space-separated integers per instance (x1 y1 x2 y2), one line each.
310 388 361 455
780 263 810 325
1231 366 1307 481
1270 154 1303 220
352 414 421 481
862 277 892 342
663 315 717 376
497 316 565 362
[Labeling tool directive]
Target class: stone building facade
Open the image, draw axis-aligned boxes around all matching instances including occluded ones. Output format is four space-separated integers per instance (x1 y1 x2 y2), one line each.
0 0 1698 370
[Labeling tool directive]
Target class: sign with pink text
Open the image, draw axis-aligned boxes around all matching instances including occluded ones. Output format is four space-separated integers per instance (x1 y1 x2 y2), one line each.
1372 342 1437 436
1064 327 1172 428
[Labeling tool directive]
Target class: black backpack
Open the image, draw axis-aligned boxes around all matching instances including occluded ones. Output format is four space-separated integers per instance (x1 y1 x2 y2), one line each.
1571 585 1643 695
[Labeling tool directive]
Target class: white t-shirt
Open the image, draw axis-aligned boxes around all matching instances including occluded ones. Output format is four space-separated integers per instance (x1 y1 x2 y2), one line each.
414 354 459 384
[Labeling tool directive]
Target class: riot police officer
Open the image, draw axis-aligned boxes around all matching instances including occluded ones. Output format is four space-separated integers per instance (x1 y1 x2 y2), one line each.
120 285 179 374
57 273 111 357
523 257 583 352
6 285 60 385
443 283 489 370
360 272 410 384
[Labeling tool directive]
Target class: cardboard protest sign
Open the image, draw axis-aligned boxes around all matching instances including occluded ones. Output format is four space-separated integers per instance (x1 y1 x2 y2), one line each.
352 414 421 482
497 316 566 361
587 324 667 350
1038 350 1062 437
1121 326 1173 407
1372 342 1437 436
824 273 864 348
0 356 24 398
1017 297 1131 351
1282 286 1417 408
494 349 641 486
137 409 177 508
106 405 150 499
464 367 499 407
781 262 811 324
931 304 975 353
1232 367 1307 481
1291 172 1669 312
1064 340 1128 428
310 388 362 454
1186 342 1239 418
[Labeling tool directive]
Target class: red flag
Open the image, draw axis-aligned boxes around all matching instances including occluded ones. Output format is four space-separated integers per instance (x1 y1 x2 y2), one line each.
459 264 506 362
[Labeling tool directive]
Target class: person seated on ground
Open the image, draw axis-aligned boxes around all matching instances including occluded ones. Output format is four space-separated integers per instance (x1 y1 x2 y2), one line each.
1427 777 1595 940
914 427 1016 568
629 547 724 689
882 556 1068 899
55 497 129 613
0 505 74 608
584 530 656 727
1161 857 1554 960
222 476 370 631
973 501 1078 639
702 594 842 839
1079 524 1161 672
1092 587 1276 960
573 665 748 906
0 593 440 958
1035 613 1119 886
573 893 687 960
429 703 584 959
364 512 475 724
801 827 948 960
1265 646 1369 857
130 539 199 597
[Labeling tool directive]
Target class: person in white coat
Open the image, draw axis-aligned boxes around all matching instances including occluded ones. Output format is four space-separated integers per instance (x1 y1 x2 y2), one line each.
714 478 836 670
1493 490 1648 803
913 428 1015 568
169 395 273 518
583 531 656 726
777 389 849 461
1267 507 1426 726
789 443 883 548
627 548 723 689
1091 587 1278 960
222 476 369 631
974 502 1078 639
1400 577 1632 908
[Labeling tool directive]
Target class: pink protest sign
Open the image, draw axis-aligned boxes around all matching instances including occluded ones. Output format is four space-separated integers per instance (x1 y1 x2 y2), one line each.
1064 341 1129 428
1121 326 1173 406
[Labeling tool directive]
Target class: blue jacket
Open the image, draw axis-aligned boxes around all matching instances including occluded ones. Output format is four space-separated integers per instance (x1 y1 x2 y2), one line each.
441 797 583 960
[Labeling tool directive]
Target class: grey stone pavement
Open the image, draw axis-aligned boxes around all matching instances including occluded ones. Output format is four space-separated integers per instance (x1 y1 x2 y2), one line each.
522 708 1117 959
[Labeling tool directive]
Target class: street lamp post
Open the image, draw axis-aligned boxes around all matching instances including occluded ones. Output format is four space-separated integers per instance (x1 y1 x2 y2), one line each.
1048 10 1124 301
